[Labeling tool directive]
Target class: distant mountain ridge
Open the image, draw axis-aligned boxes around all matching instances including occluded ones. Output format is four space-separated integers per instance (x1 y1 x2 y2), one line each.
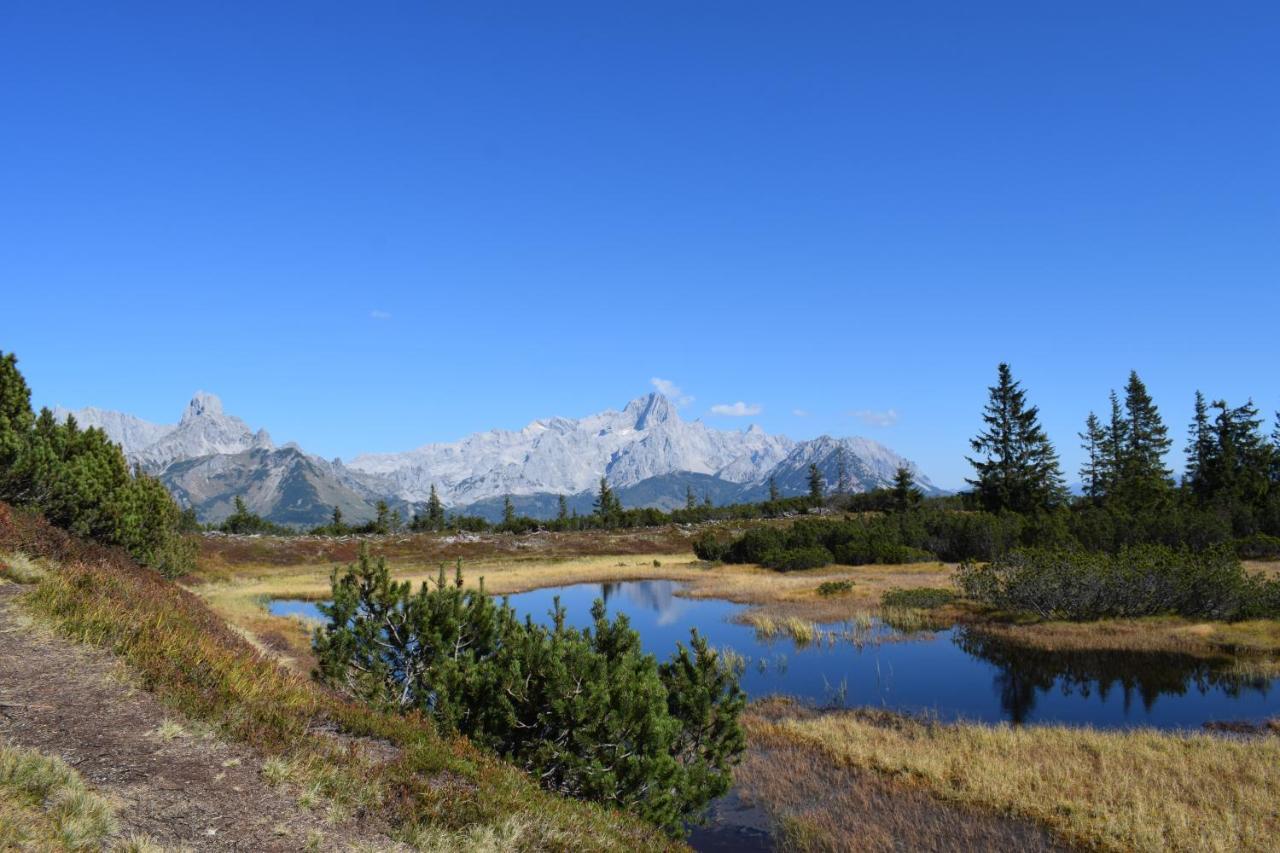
55 391 940 525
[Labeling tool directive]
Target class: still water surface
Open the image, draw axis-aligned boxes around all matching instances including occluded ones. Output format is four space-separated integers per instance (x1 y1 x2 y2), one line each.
270 579 1277 729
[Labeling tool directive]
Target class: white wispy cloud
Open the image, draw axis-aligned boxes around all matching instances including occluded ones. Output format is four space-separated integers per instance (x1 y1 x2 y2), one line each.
711 401 763 417
850 408 899 427
650 377 693 407
792 408 809 417
370 309 392 320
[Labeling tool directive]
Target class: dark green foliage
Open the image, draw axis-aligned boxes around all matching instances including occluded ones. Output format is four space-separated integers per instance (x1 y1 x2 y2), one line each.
427 484 445 528
807 463 824 503
691 531 728 562
1078 412 1106 501
966 363 1067 514
313 547 746 833
1234 533 1280 560
816 580 853 596
880 587 956 609
763 545 833 572
715 517 937 570
0 352 35 499
593 477 621 525
890 466 922 513
956 546 1280 621
0 352 195 576
1114 371 1173 506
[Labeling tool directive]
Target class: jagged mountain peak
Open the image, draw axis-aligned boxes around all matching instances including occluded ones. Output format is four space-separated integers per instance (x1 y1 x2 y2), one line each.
183 390 224 421
624 392 678 430
56 389 942 525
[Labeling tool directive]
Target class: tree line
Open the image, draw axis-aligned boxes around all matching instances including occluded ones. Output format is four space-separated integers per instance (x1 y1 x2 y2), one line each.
0 352 194 576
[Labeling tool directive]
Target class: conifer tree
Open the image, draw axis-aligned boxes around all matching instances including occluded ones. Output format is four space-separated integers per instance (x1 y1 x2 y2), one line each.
768 476 779 503
594 477 618 522
1099 390 1128 497
1113 371 1172 507
1078 412 1106 500
374 500 390 534
1184 391 1214 496
890 465 922 512
965 363 1066 513
686 485 697 511
557 493 568 522
0 352 35 501
502 494 516 527
807 463 825 503
331 505 344 530
427 484 445 529
1205 399 1269 508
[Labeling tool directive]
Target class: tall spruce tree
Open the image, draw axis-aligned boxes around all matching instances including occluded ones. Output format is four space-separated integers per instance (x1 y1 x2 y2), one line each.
768 476 780 503
890 465 922 512
594 477 618 521
807 463 825 503
1113 371 1172 507
1099 390 1128 498
1184 391 1214 496
686 485 697 511
1079 412 1106 500
966 363 1066 513
502 495 516 527
557 493 568 522
427 484 445 528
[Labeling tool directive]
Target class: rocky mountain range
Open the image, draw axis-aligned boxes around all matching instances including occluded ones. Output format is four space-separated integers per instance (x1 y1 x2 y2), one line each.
55 391 939 526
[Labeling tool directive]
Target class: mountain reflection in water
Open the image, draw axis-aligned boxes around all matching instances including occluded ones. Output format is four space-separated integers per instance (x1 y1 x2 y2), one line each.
271 579 1277 729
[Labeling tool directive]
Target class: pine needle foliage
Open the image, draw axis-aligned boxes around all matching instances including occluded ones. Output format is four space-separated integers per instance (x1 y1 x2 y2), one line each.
313 546 746 834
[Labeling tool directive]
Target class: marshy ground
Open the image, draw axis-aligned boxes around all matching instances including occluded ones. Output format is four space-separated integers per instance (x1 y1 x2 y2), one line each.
188 527 1280 851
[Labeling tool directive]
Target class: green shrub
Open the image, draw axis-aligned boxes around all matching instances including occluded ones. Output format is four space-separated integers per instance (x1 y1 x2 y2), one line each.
816 580 853 597
956 545 1278 621
880 587 956 609
1235 533 1280 560
763 546 832 572
692 531 728 561
314 548 747 833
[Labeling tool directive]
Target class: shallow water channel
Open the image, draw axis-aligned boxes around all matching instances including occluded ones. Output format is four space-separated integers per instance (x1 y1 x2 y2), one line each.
271 580 1278 850
270 578 1278 729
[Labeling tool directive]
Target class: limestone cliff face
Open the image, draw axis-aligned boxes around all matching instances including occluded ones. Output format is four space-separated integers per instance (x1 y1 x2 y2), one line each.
57 392 938 525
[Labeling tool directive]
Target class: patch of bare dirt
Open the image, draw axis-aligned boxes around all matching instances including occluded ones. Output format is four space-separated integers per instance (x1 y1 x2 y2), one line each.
0 585 398 851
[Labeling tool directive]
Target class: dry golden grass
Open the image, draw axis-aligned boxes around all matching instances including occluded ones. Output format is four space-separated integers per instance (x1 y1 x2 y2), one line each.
969 616 1280 676
747 701 1280 852
731 725 1062 852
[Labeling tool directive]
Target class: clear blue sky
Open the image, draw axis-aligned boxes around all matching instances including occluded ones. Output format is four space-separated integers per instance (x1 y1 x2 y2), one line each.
2 2 1277 489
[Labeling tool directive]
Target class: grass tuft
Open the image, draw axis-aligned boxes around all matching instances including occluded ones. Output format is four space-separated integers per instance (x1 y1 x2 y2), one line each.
1 551 49 584
0 742 118 850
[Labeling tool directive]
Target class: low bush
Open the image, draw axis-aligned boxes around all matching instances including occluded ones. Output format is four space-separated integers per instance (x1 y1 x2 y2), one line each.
314 548 747 834
880 587 956 610
763 546 833 572
816 580 853 597
956 545 1280 621
692 531 728 562
1235 533 1280 560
